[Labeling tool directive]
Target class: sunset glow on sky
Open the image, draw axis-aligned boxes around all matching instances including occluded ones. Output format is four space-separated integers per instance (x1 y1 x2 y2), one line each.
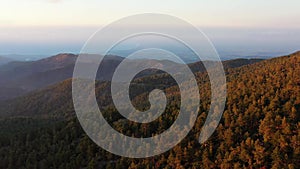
1 0 299 56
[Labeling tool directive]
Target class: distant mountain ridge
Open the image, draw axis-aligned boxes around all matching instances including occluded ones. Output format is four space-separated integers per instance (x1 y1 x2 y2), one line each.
0 56 14 66
0 54 47 61
0 53 264 101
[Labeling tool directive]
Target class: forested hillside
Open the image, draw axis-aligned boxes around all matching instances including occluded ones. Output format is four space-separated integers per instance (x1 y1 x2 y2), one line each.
0 52 299 169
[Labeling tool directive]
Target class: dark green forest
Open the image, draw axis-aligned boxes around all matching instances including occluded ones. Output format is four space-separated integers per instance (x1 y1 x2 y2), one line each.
0 52 299 169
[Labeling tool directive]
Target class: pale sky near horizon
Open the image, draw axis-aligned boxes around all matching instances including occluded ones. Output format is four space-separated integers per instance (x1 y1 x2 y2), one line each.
1 0 300 27
1 0 300 57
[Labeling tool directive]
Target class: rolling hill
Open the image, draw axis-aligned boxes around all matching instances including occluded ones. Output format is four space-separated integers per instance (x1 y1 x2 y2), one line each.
0 52 263 101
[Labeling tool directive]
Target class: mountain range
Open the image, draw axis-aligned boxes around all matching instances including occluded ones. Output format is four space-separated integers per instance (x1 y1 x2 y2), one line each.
0 51 298 119
0 51 299 169
0 53 263 101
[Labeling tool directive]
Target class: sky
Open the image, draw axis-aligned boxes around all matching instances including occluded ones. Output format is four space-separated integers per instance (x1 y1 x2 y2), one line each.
1 0 300 58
